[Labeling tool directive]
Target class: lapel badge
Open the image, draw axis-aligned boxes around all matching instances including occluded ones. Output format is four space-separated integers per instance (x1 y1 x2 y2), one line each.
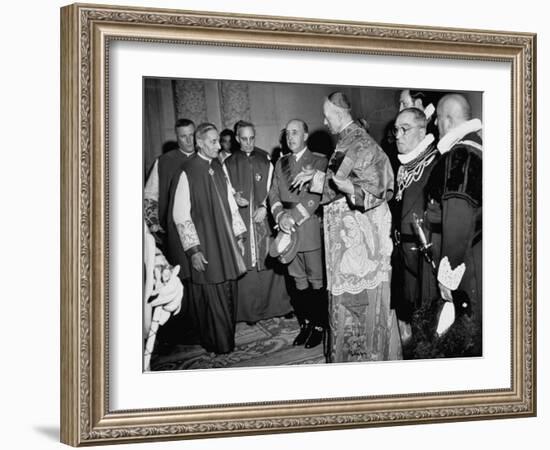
255 173 262 182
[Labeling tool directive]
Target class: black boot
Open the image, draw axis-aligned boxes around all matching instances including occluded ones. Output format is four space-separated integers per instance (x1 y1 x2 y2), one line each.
309 288 329 329
292 287 311 346
303 288 328 349
293 320 312 346
304 325 324 349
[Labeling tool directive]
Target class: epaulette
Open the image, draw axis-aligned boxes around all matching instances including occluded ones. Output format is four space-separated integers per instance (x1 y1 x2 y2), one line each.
311 151 327 159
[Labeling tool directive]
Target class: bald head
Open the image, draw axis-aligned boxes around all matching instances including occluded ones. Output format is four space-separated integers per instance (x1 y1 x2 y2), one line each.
436 94 472 137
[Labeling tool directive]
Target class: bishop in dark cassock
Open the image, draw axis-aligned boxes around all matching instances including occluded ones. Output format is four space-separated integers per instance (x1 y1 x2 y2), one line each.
225 121 291 324
172 123 248 354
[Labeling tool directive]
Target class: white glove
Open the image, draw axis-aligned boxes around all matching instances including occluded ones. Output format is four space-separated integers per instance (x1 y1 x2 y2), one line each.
436 301 456 337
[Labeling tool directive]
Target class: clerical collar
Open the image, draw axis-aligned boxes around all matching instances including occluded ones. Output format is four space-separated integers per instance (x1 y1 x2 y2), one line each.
197 152 212 163
398 134 435 164
178 148 195 157
293 147 307 161
437 119 482 155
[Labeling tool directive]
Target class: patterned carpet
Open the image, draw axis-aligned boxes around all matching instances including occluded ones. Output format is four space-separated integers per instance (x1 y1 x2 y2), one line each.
151 316 327 371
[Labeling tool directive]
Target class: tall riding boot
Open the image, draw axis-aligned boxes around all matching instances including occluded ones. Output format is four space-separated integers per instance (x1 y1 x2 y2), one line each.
304 288 327 349
293 288 313 346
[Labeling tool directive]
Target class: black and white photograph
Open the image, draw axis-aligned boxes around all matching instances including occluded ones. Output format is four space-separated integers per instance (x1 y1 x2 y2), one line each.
142 78 483 371
54 1 538 447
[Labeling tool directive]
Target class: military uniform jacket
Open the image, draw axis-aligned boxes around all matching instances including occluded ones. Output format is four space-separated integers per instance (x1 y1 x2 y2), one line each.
425 122 482 346
425 130 482 274
391 138 440 313
269 148 328 253
396 139 439 278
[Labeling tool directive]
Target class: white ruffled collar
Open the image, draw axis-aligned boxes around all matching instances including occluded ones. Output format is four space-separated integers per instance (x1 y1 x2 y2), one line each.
398 134 435 164
437 119 482 155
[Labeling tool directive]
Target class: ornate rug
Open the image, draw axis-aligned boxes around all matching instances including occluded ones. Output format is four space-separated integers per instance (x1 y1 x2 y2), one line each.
151 316 326 371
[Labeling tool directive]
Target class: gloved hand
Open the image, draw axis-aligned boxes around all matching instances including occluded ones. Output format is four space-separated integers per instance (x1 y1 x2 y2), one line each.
278 212 296 233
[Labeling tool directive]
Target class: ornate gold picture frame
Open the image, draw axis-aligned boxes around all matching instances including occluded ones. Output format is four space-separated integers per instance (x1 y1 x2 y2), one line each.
60 2 536 446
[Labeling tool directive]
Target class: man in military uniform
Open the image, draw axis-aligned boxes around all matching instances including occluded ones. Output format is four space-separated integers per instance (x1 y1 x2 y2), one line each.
422 93 483 357
269 119 328 349
391 108 440 349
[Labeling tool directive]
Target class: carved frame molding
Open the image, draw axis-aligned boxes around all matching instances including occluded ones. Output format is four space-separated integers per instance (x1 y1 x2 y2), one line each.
60 3 536 446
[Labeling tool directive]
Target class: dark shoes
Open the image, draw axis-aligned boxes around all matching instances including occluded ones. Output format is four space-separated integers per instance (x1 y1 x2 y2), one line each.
293 322 311 346
305 326 324 349
293 322 324 349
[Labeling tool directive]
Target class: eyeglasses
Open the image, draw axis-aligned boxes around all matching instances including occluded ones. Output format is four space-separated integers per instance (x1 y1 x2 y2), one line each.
392 124 421 137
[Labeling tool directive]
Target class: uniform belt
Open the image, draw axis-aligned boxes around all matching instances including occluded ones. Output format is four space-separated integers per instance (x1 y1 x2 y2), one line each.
282 201 299 209
399 233 417 243
393 230 417 245
397 225 482 247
